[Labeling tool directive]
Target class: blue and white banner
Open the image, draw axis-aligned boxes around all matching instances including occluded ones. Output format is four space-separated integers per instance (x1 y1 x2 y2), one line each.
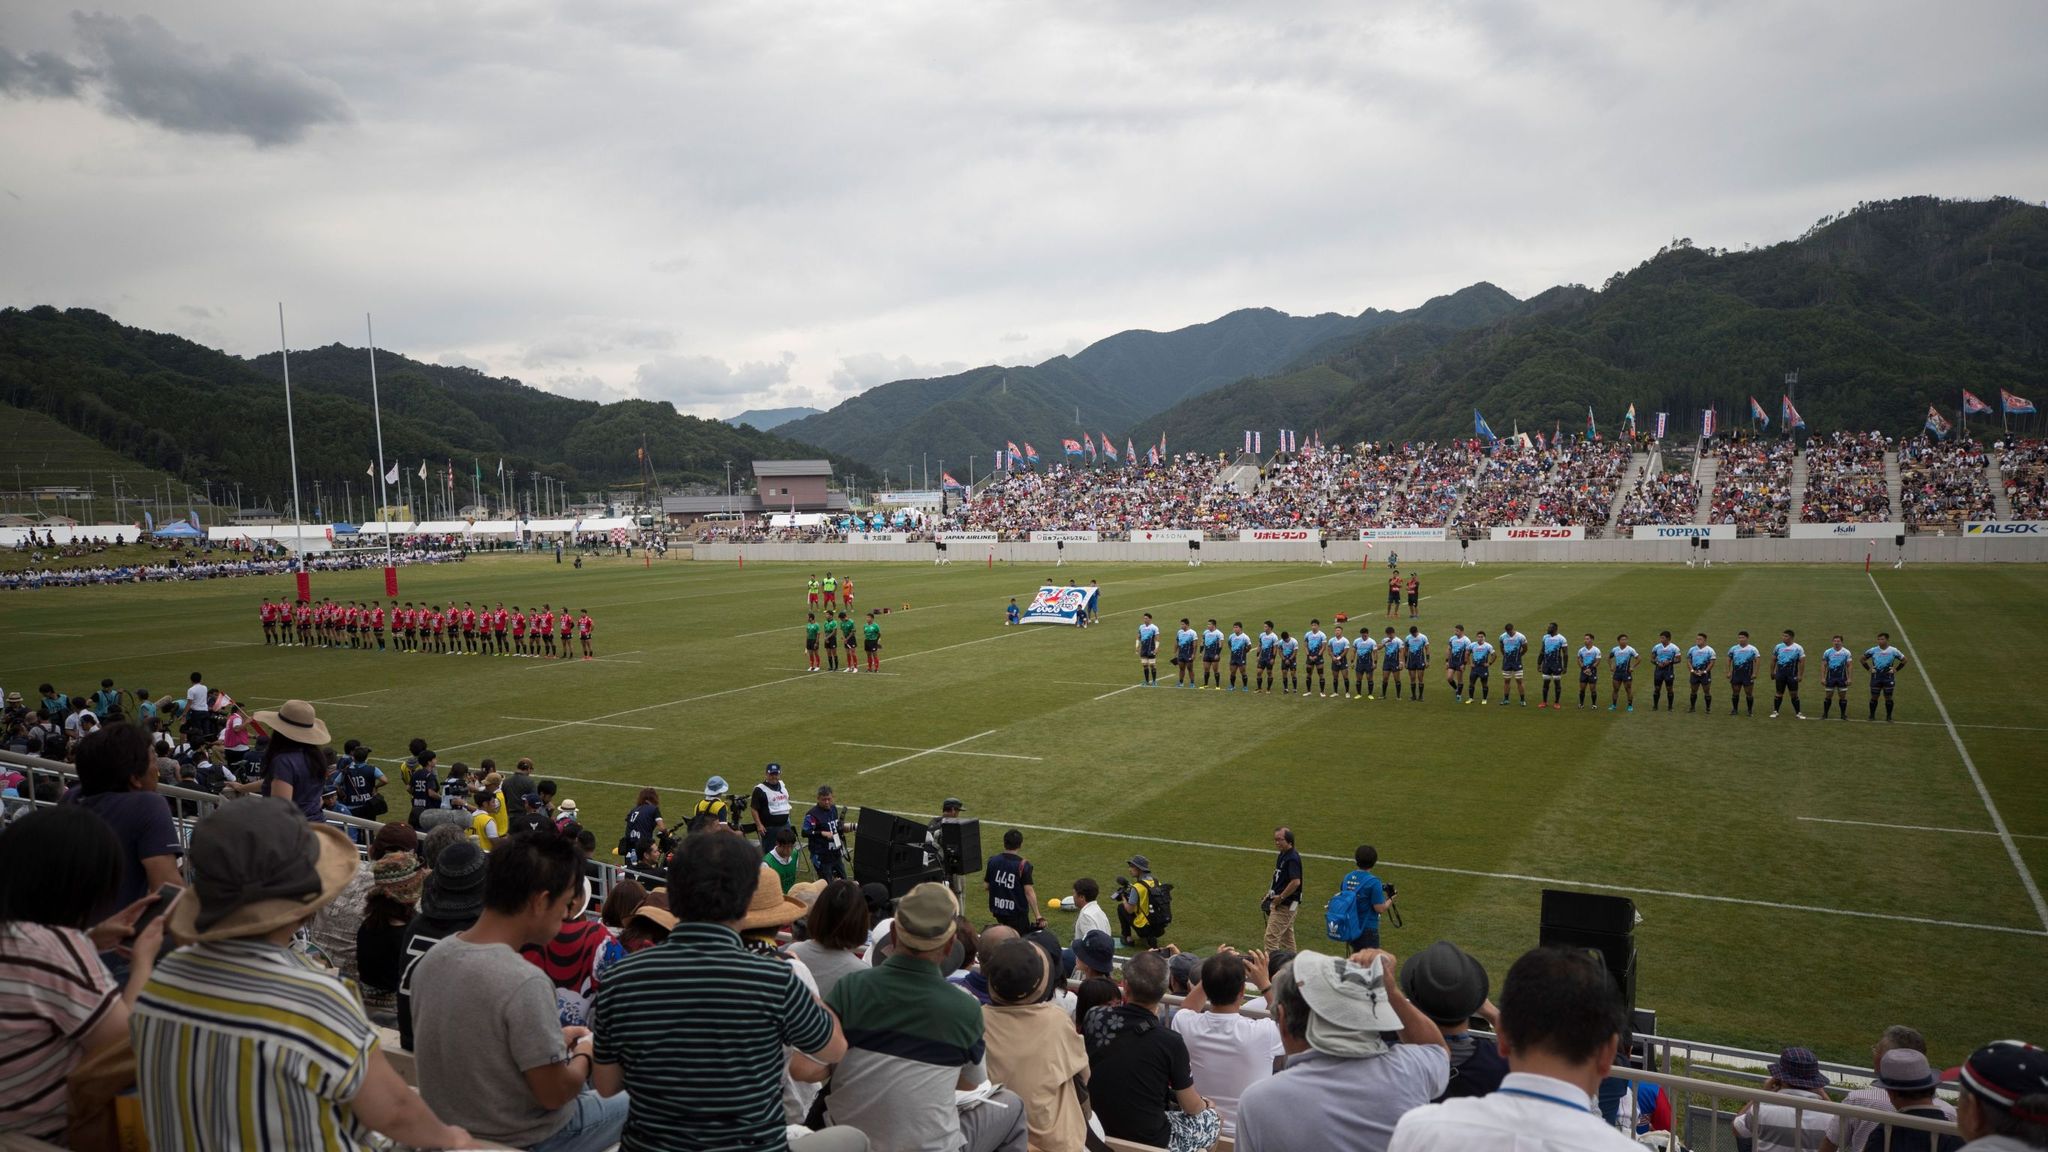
1963 521 2048 537
1020 584 1100 625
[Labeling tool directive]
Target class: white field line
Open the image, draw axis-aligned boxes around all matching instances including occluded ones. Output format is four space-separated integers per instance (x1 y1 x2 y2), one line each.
833 741 1042 762
528 650 646 668
858 730 999 775
962 817 2048 939
501 715 658 732
1798 816 2048 841
1867 572 2048 932
432 672 821 754
1093 684 1144 701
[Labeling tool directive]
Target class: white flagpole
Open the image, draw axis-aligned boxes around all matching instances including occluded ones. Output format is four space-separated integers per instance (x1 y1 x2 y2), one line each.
366 313 392 562
277 303 306 563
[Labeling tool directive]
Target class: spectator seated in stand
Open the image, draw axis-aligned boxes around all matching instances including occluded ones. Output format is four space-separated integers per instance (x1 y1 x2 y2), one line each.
1085 949 1223 1152
1615 470 1703 531
1954 1039 2048 1151
1398 939 1506 1101
131 797 473 1150
1238 949 1447 1152
984 937 1094 1152
1733 1046 1835 1151
2001 438 2048 519
1802 431 1893 523
1170 947 1284 1140
1900 438 1993 529
1710 439 1796 536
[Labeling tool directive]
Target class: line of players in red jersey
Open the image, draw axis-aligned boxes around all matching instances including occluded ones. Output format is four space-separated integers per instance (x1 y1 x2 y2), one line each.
259 598 597 659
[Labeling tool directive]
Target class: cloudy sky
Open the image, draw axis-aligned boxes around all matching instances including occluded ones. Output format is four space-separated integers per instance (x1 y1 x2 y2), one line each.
4 2 2044 418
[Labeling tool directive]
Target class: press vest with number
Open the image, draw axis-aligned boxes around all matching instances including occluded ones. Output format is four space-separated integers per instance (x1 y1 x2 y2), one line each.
343 762 378 806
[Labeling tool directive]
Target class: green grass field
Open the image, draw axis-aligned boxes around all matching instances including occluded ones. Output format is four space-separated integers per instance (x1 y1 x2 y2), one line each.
5 555 2045 1064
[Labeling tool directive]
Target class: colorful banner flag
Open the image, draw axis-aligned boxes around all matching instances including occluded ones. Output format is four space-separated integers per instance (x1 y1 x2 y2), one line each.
1653 411 1668 440
1702 409 1717 438
1024 442 1040 463
1781 394 1805 429
1623 403 1637 431
1536 430 1546 451
1244 430 1253 455
2003 389 2037 415
1101 434 1118 462
1061 438 1083 457
941 472 962 489
1586 405 1597 441
1474 410 1496 442
1147 445 1160 466
1749 396 1770 428
1125 438 1136 466
1083 433 1097 461
1962 390 1992 415
1254 431 1262 455
1925 406 1952 438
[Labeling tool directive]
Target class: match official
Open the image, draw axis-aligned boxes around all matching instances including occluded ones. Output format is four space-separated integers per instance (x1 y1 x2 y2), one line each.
1264 827 1303 951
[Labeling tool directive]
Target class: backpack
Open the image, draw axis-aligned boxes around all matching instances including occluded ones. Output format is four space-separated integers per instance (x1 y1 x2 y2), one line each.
1325 871 1369 942
686 797 730 834
1142 879 1173 931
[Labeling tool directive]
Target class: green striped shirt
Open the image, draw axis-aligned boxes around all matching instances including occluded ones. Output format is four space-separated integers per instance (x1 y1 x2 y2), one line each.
132 939 379 1152
592 923 833 1152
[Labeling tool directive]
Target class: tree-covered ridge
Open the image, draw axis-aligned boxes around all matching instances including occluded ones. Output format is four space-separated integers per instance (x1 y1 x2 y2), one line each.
0 307 874 507
1181 196 2048 446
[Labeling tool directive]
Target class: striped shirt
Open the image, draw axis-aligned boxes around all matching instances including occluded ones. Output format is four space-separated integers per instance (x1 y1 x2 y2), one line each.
0 922 118 1140
592 923 834 1152
132 938 379 1152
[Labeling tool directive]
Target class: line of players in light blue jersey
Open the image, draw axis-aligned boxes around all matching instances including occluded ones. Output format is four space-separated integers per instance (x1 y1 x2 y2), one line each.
1133 615 1912 718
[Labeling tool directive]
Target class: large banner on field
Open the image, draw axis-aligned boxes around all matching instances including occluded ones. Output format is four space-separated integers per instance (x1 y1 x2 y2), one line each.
1630 524 1734 541
1131 529 1203 543
1787 522 1905 539
1963 521 2048 537
1019 584 1100 625
1239 528 1320 543
1029 530 1100 543
1359 527 1446 542
1490 526 1584 541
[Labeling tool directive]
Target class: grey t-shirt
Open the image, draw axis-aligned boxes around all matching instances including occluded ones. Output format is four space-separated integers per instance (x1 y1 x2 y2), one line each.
408 935 573 1147
786 941 869 999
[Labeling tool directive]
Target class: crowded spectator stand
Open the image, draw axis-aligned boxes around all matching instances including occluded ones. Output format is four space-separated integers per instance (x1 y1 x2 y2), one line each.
1900 438 1994 530
1801 431 1894 524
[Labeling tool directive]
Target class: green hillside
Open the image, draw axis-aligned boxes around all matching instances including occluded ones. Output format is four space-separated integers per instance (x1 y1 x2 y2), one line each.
1168 196 2048 445
0 308 875 515
780 287 1522 471
0 404 225 524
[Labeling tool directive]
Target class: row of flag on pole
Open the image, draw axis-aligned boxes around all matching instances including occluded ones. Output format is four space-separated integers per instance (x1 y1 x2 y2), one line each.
362 458 518 490
996 431 1168 471
1927 389 2034 438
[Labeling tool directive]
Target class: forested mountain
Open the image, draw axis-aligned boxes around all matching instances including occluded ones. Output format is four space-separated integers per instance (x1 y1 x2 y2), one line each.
726 406 822 431
0 308 872 511
1163 196 2047 447
778 288 1520 471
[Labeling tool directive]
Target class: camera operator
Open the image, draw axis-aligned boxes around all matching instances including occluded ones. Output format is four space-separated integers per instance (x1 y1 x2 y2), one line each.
1116 855 1167 949
983 828 1043 933
749 762 792 852
1262 827 1302 951
1328 845 1395 951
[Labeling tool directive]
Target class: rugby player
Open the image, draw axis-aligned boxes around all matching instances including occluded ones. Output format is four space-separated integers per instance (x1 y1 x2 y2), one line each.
1608 633 1638 712
1861 632 1908 721
1649 631 1680 711
1819 634 1854 719
1538 623 1568 709
1497 623 1528 707
1136 613 1160 686
1726 631 1761 716
1770 629 1807 720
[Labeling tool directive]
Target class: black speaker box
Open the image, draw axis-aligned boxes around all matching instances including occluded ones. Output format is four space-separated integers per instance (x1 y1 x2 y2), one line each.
940 819 982 874
1541 889 1635 935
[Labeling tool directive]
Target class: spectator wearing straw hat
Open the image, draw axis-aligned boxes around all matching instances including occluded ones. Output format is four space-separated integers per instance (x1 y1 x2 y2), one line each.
1735 1047 1837 1151
131 797 473 1150
230 698 331 820
1955 1040 2048 1151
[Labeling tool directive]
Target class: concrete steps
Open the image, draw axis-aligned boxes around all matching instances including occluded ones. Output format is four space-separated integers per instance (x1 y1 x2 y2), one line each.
1788 451 1809 525
1884 451 1904 521
1692 456 1719 523
1605 451 1650 535
1989 452 2014 519
1219 456 1264 495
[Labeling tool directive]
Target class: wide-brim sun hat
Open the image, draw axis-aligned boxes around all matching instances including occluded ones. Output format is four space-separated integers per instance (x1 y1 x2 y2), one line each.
250 698 330 746
167 797 358 944
737 862 809 931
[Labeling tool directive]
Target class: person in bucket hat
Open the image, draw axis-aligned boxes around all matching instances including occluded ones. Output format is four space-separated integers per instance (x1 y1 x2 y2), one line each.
1398 939 1504 1101
132 797 473 1150
1734 1046 1835 1150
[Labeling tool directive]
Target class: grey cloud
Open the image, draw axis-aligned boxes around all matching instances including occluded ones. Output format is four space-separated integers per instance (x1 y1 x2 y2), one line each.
0 46 92 98
71 12 349 146
543 372 632 404
632 352 796 407
437 352 491 372
828 353 967 395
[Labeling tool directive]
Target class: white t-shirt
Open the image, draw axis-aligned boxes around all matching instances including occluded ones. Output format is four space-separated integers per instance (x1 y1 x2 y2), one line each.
186 683 210 713
1169 1009 1284 1138
1074 900 1111 943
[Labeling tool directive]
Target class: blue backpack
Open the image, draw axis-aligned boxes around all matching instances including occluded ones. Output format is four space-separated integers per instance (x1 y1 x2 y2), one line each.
1325 871 1370 942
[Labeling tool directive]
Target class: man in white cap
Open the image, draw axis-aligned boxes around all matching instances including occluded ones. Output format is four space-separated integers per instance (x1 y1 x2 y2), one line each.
1236 949 1448 1152
131 797 475 1151
1389 946 1641 1151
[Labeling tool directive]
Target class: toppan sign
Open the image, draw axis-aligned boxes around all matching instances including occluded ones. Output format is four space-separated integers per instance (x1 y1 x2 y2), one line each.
1630 524 1733 541
1490 526 1584 542
1964 521 2047 536
1238 529 1321 543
